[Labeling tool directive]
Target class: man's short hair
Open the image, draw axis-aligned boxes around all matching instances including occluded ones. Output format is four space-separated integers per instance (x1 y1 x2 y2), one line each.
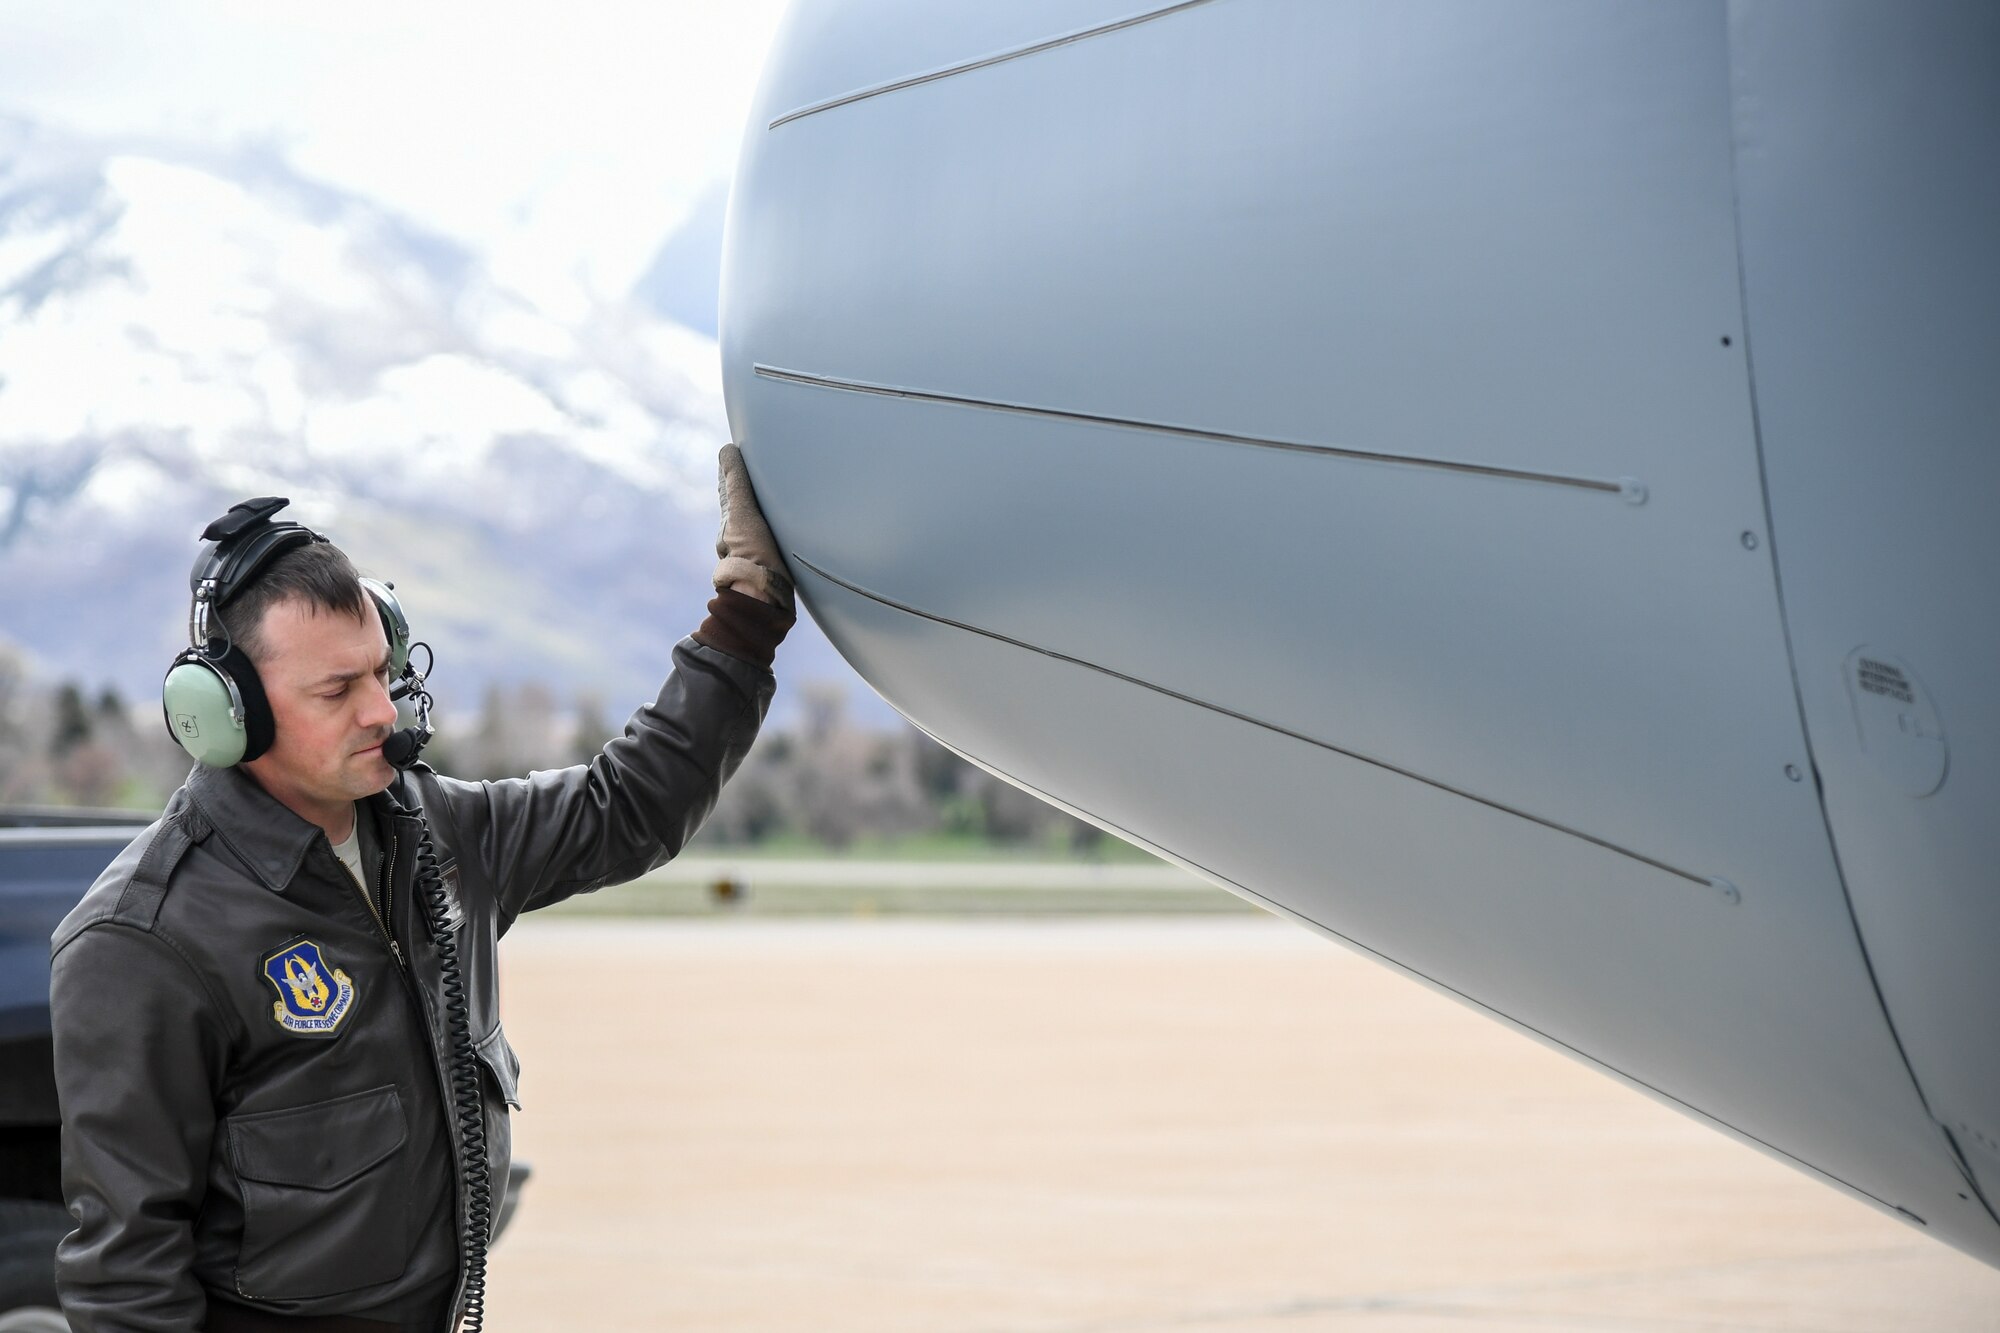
218 541 370 664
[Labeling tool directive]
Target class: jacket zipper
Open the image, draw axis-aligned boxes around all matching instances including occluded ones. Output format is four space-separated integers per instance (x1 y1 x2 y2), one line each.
345 828 405 970
382 831 403 968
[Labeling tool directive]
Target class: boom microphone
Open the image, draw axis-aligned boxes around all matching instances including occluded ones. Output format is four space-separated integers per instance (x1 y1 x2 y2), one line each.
383 724 431 770
384 643 436 771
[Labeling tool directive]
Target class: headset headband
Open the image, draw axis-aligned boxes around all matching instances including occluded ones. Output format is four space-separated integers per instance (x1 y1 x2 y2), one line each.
187 497 328 651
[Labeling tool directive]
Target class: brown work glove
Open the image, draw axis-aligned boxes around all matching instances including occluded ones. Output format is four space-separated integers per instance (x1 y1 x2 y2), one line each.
713 443 795 612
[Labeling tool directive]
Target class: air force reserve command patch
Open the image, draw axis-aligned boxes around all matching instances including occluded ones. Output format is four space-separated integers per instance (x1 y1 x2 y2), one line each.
261 940 356 1036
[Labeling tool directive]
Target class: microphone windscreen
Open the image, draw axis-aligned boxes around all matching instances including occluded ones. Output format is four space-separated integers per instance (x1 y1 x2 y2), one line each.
383 728 425 770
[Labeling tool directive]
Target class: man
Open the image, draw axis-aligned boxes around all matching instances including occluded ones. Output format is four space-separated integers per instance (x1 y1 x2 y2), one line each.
50 447 794 1333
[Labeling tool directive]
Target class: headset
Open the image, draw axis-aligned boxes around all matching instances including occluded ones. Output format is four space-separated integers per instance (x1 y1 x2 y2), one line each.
160 496 433 770
159 497 490 1331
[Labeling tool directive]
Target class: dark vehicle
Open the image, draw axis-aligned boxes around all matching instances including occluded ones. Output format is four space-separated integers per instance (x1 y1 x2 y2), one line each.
0 809 529 1331
0 809 148 1331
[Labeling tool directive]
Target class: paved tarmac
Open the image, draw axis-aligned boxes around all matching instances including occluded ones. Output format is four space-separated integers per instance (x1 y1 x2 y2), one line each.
483 919 2000 1332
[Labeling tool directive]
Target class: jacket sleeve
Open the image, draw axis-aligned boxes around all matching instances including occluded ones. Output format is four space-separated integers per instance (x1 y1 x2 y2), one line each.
51 924 229 1333
425 635 776 928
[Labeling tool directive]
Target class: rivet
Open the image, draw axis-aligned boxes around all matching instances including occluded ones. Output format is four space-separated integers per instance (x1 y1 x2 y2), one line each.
1740 531 1760 550
1785 764 1803 782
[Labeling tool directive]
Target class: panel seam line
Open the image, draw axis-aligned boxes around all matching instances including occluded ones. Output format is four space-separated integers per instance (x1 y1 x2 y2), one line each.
768 0 1222 129
756 364 1639 497
794 553 1712 887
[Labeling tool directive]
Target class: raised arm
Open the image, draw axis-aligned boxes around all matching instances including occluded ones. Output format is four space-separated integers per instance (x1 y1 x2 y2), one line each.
420 443 796 927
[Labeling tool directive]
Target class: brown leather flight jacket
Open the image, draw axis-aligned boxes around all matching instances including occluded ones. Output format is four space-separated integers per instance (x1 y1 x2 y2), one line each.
50 635 775 1332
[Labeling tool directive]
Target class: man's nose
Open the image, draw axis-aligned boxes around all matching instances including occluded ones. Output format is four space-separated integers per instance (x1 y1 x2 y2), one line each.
357 677 399 730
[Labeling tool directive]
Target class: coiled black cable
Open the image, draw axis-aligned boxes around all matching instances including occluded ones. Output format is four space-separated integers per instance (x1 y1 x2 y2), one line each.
387 654 490 1332
411 822 491 1333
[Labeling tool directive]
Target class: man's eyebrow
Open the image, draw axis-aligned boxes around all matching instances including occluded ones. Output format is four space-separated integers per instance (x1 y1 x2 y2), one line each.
307 650 393 690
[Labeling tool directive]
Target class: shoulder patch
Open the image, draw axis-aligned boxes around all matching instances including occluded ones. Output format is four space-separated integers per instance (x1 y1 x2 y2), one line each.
261 939 356 1037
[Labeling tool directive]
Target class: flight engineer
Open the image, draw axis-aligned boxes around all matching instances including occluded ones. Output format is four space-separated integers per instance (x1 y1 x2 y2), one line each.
48 447 793 1333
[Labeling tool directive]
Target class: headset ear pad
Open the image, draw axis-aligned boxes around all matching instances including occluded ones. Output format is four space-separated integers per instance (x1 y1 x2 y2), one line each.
161 644 275 767
360 578 411 678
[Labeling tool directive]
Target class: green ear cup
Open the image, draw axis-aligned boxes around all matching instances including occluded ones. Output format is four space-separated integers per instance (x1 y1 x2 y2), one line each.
360 577 411 677
160 641 273 767
162 657 249 768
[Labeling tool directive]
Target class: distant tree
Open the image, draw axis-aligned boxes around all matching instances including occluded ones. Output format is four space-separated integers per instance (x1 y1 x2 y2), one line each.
81 680 176 810
55 742 125 807
719 768 788 843
913 730 965 804
414 731 463 777
90 684 139 750
680 687 1120 852
978 776 1052 844
781 684 935 848
797 753 864 850
569 691 615 766
1067 818 1109 854
407 698 463 778
472 683 514 779
514 682 559 770
701 736 795 845
0 646 32 799
800 681 844 744
0 645 24 742
52 682 93 757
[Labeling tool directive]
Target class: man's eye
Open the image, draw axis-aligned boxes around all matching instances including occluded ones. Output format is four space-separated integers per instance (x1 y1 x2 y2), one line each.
322 687 347 700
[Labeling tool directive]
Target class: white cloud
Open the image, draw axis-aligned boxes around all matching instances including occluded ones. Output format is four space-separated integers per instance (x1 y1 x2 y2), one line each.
0 1 790 310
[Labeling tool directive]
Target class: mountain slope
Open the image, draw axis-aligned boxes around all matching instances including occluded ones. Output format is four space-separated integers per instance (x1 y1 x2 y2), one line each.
0 116 853 725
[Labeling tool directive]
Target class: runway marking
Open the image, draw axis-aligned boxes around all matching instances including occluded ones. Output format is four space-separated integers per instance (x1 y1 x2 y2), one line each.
792 554 1712 889
769 0 1222 129
755 364 1646 500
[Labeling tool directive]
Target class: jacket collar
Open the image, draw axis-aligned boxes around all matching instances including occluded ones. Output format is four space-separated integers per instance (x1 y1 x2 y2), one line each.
185 764 321 892
363 774 423 836
185 764 418 893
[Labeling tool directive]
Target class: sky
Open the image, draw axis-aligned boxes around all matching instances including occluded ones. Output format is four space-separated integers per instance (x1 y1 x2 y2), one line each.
0 0 903 722
0 0 791 320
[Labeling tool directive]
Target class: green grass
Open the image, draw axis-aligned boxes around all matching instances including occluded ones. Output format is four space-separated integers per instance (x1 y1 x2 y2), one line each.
679 829 1165 864
544 878 1259 919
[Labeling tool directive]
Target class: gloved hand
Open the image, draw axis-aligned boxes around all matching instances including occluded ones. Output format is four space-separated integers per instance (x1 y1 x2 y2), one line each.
713 443 795 611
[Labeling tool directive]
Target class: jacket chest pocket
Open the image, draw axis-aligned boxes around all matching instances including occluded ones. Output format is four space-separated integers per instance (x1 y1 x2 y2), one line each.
474 1026 521 1239
225 1084 411 1300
